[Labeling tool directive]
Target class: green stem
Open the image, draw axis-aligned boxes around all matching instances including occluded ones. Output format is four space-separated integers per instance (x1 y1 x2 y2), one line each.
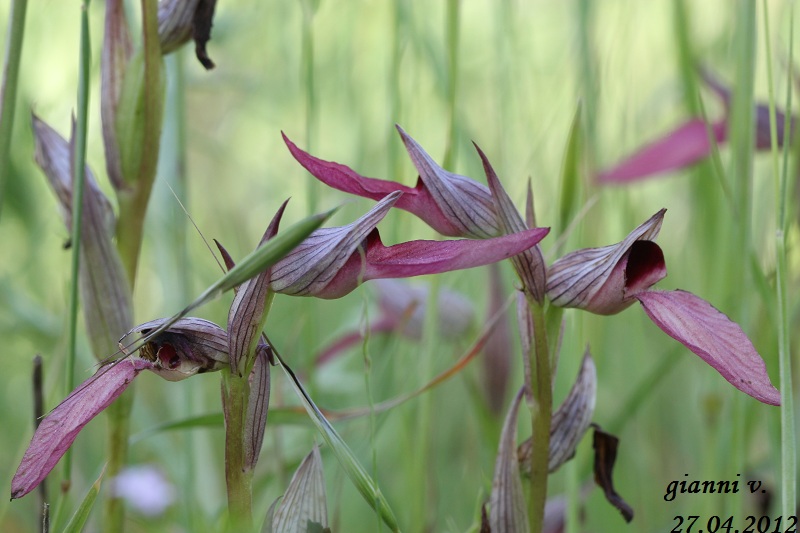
0 0 28 218
442 0 460 169
116 0 164 283
723 0 756 518
222 371 253 531
762 0 796 516
63 0 93 492
527 299 552 533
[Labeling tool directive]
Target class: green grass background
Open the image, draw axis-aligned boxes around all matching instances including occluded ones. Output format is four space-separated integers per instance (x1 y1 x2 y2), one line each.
0 0 796 531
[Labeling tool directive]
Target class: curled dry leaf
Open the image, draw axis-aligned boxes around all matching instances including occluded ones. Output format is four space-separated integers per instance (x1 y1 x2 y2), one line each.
592 425 633 522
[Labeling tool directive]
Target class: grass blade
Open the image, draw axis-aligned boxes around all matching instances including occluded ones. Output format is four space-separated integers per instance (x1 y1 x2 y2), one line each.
276 355 400 532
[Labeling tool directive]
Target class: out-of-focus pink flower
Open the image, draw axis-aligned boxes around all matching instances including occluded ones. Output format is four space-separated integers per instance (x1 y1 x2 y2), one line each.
598 70 795 184
110 465 175 517
315 279 475 365
546 210 780 406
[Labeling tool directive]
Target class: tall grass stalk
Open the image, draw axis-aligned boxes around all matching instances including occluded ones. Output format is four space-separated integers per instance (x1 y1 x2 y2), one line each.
724 0 757 517
63 0 93 495
762 0 796 517
0 0 27 218
301 0 318 216
442 0 460 170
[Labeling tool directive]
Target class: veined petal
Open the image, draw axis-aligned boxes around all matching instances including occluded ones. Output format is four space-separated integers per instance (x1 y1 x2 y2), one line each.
476 142 547 302
518 350 597 474
11 359 152 500
636 290 780 405
101 0 133 191
397 126 500 238
158 0 201 54
269 445 329 532
283 133 461 236
489 387 530 532
33 116 133 358
546 209 666 315
245 345 271 471
128 317 229 381
269 192 401 296
597 119 727 184
228 201 286 376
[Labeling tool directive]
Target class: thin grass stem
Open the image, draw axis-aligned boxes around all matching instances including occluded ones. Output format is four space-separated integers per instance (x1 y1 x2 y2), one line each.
0 0 28 219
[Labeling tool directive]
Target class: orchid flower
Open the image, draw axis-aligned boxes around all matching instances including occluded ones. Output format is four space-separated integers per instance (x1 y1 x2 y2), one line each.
285 129 548 302
267 191 549 299
545 209 780 406
11 318 229 500
597 69 796 184
284 126 500 239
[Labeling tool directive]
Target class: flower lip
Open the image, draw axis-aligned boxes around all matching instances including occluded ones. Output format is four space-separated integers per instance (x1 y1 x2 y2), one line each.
623 240 667 297
128 317 229 381
547 209 666 314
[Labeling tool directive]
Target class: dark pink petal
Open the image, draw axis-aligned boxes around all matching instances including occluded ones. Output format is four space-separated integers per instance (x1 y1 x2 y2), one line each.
363 228 549 280
397 126 500 238
283 133 461 237
636 290 780 406
597 119 727 184
309 226 548 299
11 359 152 500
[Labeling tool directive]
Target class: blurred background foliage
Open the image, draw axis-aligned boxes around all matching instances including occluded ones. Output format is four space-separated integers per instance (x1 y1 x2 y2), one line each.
0 0 797 531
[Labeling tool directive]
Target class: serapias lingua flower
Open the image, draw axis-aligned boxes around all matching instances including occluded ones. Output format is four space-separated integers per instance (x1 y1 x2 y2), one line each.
545 209 780 405
283 126 500 238
11 319 229 500
597 68 795 184
266 191 549 299
285 129 548 302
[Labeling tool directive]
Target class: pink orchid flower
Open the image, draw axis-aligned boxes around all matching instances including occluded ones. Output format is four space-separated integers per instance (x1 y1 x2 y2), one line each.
546 210 780 406
11 318 229 500
267 191 548 299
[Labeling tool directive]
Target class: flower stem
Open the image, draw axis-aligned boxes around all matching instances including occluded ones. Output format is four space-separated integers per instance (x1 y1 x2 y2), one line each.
526 298 552 533
762 0 796 517
222 370 253 531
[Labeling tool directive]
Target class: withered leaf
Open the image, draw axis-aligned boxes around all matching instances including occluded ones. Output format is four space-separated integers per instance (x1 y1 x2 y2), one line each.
193 0 218 69
592 424 633 522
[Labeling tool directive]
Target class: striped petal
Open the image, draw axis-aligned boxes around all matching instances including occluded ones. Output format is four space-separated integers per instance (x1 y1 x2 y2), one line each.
476 142 546 302
397 126 500 238
269 192 401 296
11 359 152 500
546 210 666 314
